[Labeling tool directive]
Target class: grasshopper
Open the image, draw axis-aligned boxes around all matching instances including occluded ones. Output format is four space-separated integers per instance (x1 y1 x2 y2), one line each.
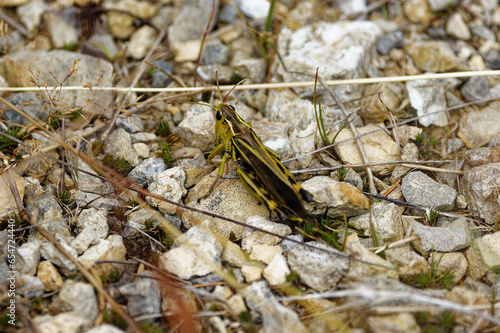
207 95 313 222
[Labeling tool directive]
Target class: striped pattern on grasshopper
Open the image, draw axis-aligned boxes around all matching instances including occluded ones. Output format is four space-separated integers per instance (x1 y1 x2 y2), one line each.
207 102 313 222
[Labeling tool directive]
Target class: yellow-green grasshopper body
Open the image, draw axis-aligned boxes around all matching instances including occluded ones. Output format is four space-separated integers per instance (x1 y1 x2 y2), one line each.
208 102 313 222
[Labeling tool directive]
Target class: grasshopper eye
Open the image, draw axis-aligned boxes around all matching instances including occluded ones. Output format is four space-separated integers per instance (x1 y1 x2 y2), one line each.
216 110 223 120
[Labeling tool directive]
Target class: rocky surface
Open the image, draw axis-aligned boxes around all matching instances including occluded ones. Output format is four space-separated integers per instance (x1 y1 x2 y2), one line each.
1 1 500 332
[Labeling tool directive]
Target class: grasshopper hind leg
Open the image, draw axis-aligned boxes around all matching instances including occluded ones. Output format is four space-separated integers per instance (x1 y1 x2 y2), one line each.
234 164 289 221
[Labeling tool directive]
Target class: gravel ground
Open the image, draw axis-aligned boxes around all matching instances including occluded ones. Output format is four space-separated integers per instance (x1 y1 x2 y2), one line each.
1 0 500 332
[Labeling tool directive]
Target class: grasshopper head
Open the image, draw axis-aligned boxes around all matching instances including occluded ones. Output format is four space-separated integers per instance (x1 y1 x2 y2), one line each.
214 103 236 124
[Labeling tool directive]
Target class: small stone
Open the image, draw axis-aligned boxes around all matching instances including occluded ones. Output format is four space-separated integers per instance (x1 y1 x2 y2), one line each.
72 190 121 211
464 163 500 225
241 264 263 282
131 132 157 143
83 33 120 60
407 41 462 72
276 21 382 104
232 58 267 83
18 274 44 298
458 101 500 148
219 4 238 23
428 252 467 283
118 271 161 317
367 313 420 333
482 49 500 69
227 294 247 315
168 0 219 43
447 138 465 154
177 104 215 151
78 235 127 276
446 12 471 40
76 207 109 239
47 7 79 48
128 157 166 187
104 128 140 167
279 234 304 255
385 247 431 283
16 0 48 33
249 244 282 264
221 241 251 268
469 54 487 70
213 285 233 299
402 171 457 211
301 176 369 218
360 84 403 123
343 234 397 282
69 155 114 194
377 30 404 55
465 146 500 166
263 254 290 286
392 125 423 145
232 0 270 19
466 231 500 280
403 0 432 25
208 317 226 333
146 167 186 214
37 260 63 292
406 78 450 127
107 0 158 39
17 240 40 275
332 168 364 191
176 159 205 188
333 124 400 174
349 202 404 246
34 313 92 333
71 226 99 254
52 280 98 321
287 241 349 292
2 50 113 116
133 142 150 159
241 216 292 253
1 92 49 126
183 165 269 239
151 60 173 87
455 194 468 210
127 25 156 60
45 169 75 191
172 39 202 62
123 207 162 237
39 237 77 274
445 285 491 328
197 64 233 83
471 25 496 41
460 76 491 104
201 38 230 65
411 218 471 255
252 120 293 159
159 223 223 280
242 281 308 333
173 147 206 166
116 115 144 133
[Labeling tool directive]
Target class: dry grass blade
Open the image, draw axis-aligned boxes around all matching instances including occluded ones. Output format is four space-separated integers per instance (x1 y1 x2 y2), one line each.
2 70 500 93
